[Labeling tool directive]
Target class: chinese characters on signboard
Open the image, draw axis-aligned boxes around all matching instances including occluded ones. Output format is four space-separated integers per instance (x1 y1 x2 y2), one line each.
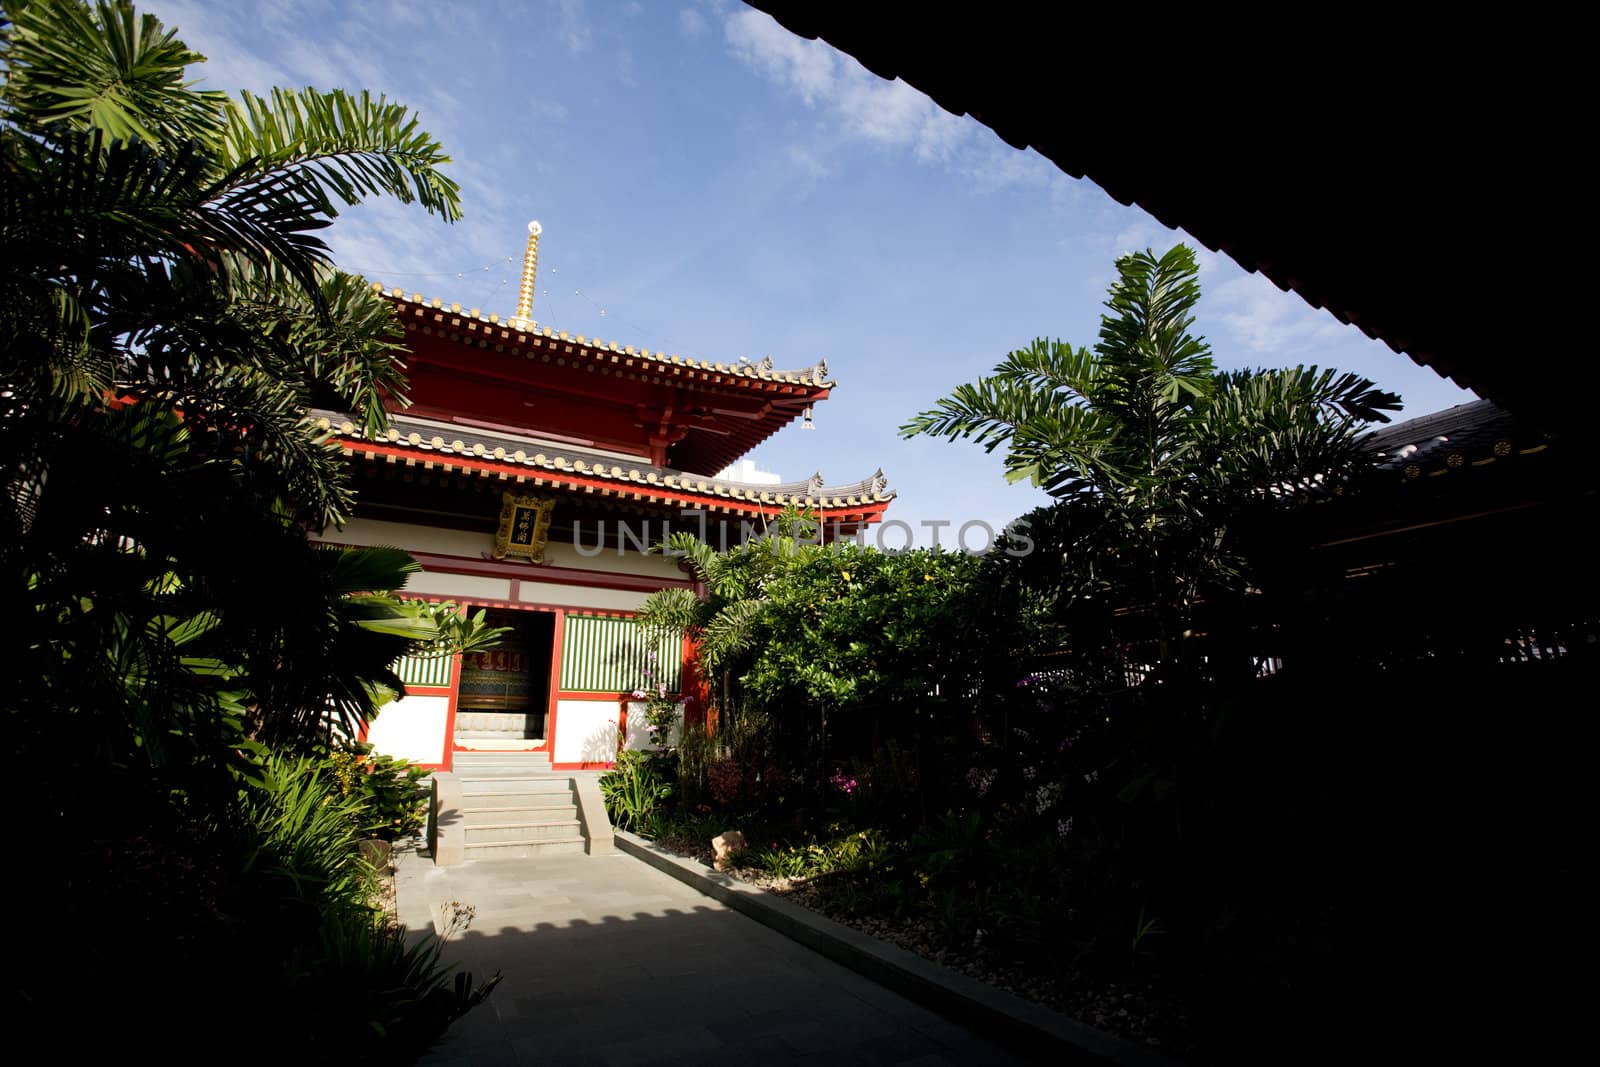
493 492 555 562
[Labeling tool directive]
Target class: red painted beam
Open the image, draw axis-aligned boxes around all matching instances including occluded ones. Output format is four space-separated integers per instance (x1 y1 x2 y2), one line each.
318 541 696 592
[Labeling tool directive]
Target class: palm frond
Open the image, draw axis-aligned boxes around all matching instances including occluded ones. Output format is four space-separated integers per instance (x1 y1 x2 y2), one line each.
1098 245 1215 421
418 605 513 657
2 0 227 145
638 586 706 639
6 128 334 300
156 364 356 524
990 337 1101 400
322 544 421 596
220 87 462 222
1009 404 1121 496
656 530 720 582
900 373 1065 451
1193 368 1401 499
222 262 410 436
701 597 767 667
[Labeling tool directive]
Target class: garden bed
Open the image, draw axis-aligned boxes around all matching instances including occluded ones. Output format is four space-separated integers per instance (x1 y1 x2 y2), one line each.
374 854 400 928
649 833 1192 1057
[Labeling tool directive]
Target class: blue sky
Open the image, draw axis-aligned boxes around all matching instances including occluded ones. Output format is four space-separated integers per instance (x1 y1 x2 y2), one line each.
162 0 1473 544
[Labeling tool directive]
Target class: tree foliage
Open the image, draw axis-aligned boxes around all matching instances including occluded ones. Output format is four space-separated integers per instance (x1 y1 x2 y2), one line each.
3 2 493 1049
639 509 986 780
2 0 473 758
904 244 1401 648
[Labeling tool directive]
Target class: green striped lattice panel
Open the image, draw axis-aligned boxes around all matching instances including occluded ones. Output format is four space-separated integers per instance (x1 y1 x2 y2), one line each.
560 615 681 693
394 652 453 688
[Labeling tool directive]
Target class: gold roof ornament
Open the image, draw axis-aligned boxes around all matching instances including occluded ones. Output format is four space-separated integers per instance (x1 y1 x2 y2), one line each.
506 220 542 333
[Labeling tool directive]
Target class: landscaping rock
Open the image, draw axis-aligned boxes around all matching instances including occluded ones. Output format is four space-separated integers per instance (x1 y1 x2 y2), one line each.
358 837 392 871
711 830 746 871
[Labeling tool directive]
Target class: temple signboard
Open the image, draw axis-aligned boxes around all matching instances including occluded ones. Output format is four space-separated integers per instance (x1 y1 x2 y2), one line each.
493 492 555 562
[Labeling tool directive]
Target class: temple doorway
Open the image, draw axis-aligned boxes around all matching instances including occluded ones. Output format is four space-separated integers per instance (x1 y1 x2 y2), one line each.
453 608 555 748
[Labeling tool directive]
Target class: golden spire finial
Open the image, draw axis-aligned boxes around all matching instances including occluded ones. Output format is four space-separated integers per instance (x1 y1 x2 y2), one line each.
508 220 542 331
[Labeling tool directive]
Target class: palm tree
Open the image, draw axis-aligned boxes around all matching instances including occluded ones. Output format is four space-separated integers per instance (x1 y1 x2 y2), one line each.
1 0 473 752
3 5 508 1048
638 507 824 742
903 244 1401 657
2 0 461 529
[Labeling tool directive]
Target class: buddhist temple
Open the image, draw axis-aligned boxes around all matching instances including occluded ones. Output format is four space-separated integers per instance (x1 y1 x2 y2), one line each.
311 222 894 779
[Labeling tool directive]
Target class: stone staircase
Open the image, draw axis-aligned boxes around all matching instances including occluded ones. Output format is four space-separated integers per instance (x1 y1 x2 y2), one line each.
453 710 544 743
452 751 586 860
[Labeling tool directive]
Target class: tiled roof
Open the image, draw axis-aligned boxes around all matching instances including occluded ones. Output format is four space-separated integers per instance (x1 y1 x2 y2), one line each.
1364 400 1547 481
316 410 895 510
373 283 833 389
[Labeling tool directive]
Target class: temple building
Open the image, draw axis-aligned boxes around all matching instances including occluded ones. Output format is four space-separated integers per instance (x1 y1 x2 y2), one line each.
312 222 894 777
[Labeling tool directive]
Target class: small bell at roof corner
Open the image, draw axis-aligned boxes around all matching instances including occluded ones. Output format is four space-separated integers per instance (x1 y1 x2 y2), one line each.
802 403 815 430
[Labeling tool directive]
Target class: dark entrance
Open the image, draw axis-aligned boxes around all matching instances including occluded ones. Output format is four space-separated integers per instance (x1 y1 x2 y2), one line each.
453 608 556 745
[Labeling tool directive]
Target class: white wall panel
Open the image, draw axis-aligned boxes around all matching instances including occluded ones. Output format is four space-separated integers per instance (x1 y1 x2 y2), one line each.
366 694 450 765
552 699 619 764
623 700 685 751
404 571 512 599
518 581 647 612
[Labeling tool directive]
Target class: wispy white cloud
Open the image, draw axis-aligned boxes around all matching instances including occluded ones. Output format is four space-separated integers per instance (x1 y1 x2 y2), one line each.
1210 272 1346 357
1106 219 1221 277
726 10 837 105
1112 220 1167 256
614 47 639 88
1076 216 1346 356
724 10 1068 195
528 97 571 123
415 86 466 130
785 144 832 188
679 6 707 39
156 0 289 92
148 0 521 308
553 0 593 54
965 147 1057 192
278 37 387 90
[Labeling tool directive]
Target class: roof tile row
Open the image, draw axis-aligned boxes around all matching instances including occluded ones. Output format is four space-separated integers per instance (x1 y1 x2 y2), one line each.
317 410 894 510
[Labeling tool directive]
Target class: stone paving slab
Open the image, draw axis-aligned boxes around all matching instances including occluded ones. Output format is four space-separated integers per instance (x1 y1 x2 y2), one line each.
397 849 1021 1066
613 833 1174 1066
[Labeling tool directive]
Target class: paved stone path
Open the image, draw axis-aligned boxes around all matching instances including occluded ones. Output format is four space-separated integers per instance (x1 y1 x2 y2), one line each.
399 849 1019 1065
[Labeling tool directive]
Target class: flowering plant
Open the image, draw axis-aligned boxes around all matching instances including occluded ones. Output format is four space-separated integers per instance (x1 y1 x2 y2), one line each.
635 650 679 756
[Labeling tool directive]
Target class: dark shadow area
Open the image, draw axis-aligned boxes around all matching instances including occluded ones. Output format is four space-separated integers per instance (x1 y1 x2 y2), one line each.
414 891 1024 1065
457 609 555 741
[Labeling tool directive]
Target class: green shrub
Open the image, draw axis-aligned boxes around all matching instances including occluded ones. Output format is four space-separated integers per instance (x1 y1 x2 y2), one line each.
326 744 432 841
300 902 501 1058
244 752 377 909
677 719 713 802
599 749 675 833
224 754 498 1055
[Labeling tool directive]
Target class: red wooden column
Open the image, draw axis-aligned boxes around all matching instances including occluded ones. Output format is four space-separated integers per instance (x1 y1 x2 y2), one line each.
439 649 463 772
542 608 565 756
679 631 712 734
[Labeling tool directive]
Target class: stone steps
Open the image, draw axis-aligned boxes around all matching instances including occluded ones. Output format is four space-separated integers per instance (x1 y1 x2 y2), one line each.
465 819 583 843
462 794 573 812
454 732 546 742
454 752 588 861
454 711 544 734
458 775 571 795
461 837 586 859
452 758 553 776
